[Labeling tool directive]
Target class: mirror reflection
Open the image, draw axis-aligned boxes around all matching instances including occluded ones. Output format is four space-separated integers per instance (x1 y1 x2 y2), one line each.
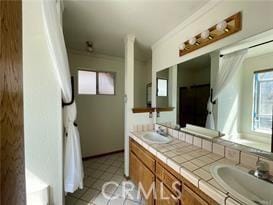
156 30 273 152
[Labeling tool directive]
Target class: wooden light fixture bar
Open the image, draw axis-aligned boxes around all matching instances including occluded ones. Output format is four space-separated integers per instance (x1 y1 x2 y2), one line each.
179 12 242 57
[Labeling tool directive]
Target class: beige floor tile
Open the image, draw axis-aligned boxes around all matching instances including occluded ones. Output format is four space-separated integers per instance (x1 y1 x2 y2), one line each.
124 199 140 205
105 166 119 174
126 188 142 202
65 196 78 205
75 199 93 205
108 196 126 205
84 177 97 188
92 179 108 190
80 188 100 202
99 172 113 180
102 182 119 195
68 187 88 198
92 193 109 205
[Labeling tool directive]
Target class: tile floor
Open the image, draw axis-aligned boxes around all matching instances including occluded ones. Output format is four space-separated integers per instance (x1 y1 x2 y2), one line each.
66 152 145 205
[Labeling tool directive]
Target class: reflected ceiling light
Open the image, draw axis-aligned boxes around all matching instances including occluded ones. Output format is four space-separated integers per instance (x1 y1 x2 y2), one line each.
179 43 186 50
216 21 228 32
189 37 197 45
201 30 210 39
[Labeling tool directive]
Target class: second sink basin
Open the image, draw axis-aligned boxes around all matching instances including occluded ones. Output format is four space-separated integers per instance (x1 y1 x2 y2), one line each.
211 164 273 205
141 132 172 144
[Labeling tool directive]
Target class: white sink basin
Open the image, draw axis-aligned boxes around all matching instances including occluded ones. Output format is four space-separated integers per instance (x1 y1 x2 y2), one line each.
211 164 273 205
141 132 172 144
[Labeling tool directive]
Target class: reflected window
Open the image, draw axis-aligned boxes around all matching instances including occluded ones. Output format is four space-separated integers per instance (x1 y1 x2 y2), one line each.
253 70 273 133
157 78 168 97
78 70 116 95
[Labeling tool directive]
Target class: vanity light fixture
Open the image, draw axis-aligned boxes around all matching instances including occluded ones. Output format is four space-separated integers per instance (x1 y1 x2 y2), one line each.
179 12 241 57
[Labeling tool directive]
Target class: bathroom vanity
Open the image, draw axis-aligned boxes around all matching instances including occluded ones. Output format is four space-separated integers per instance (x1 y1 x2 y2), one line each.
129 126 273 205
129 138 219 205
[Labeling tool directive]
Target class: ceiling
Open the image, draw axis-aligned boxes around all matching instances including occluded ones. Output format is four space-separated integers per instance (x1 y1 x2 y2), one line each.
63 0 209 61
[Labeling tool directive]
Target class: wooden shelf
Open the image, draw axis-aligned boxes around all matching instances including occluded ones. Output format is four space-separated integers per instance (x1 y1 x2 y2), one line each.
132 107 175 113
132 107 155 113
156 107 175 112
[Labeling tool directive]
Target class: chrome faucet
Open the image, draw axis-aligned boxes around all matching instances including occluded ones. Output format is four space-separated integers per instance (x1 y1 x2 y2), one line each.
156 126 168 137
249 160 273 184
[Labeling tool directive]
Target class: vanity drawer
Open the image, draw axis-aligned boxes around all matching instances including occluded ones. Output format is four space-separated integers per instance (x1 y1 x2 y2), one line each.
156 162 182 195
130 139 155 172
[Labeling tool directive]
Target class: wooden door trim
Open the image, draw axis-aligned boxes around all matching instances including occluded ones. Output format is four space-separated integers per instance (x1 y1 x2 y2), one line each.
0 0 25 204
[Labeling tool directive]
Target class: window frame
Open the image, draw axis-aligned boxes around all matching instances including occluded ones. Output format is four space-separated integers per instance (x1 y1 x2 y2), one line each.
156 77 168 97
78 69 116 96
252 68 273 134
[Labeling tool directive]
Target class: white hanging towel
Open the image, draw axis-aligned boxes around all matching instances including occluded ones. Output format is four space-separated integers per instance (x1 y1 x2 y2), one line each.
64 102 84 193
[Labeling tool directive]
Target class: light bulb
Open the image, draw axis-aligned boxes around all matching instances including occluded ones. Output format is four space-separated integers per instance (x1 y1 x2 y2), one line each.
189 37 196 45
201 30 210 39
179 43 186 50
216 21 227 32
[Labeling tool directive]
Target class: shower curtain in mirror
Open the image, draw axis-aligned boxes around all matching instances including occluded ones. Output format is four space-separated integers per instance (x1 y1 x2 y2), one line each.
42 0 84 193
206 49 248 129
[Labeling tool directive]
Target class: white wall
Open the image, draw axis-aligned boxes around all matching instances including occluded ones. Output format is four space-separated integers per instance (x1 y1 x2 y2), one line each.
240 52 273 142
23 1 63 204
134 60 152 108
68 50 125 157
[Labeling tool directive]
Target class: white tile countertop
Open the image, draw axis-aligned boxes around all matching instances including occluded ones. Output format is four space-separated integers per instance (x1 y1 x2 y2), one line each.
130 131 248 205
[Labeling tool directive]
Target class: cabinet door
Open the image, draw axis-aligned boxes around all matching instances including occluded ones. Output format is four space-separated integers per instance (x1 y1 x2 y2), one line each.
181 185 208 205
139 161 155 205
130 152 140 185
156 180 180 205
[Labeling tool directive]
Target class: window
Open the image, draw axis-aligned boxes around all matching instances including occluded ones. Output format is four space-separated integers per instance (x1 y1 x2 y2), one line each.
78 70 115 95
253 70 273 133
157 78 168 97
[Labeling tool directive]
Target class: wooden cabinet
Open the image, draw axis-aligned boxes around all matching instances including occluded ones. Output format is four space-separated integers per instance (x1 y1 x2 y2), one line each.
129 138 217 205
130 140 155 172
139 160 155 205
130 140 156 205
156 180 180 205
130 151 140 185
156 162 182 195
181 185 208 205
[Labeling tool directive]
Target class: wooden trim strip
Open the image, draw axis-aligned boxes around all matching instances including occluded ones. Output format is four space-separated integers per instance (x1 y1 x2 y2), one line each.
156 107 175 112
132 107 155 113
82 149 124 160
1 1 26 204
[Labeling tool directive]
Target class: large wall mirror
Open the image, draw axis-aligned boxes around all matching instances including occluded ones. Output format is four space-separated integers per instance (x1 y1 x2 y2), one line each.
156 30 273 153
